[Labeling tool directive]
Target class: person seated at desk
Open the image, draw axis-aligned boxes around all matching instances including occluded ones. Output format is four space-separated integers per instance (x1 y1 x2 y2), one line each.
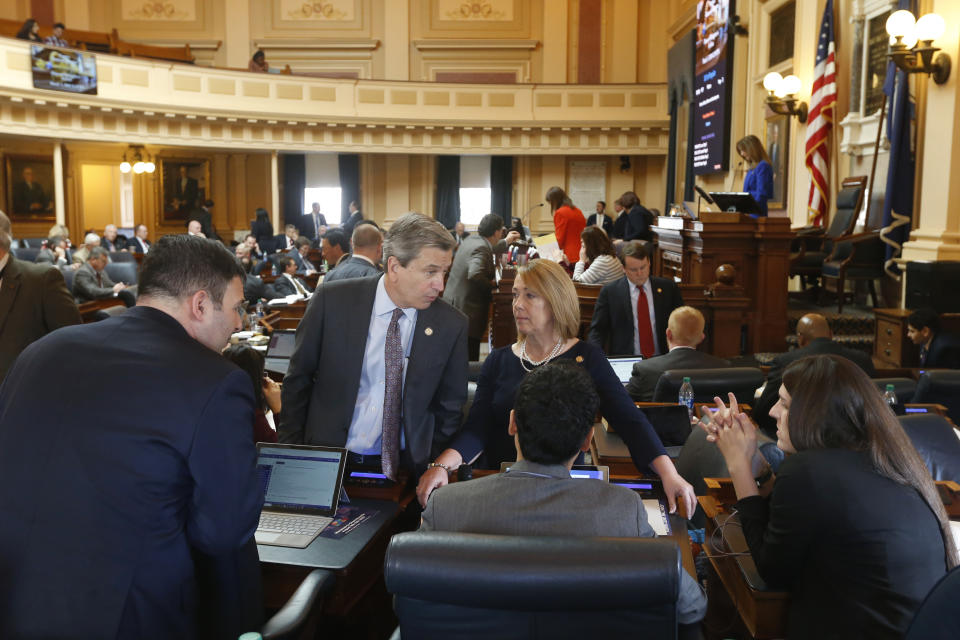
417 259 695 516
706 354 956 639
286 236 316 275
74 247 137 308
223 344 280 443
572 226 624 286
626 306 730 402
270 256 312 298
324 223 383 283
736 134 773 217
419 362 707 625
908 307 960 369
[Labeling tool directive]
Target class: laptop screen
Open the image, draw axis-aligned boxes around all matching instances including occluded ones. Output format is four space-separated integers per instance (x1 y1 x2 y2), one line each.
608 356 643 384
257 445 346 514
266 331 296 359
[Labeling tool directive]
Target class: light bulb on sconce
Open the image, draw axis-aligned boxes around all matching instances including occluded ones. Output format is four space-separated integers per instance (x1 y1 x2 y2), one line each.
133 161 145 174
915 13 945 43
762 71 782 93
119 162 131 174
762 72 807 123
144 162 156 173
886 10 951 85
885 10 916 39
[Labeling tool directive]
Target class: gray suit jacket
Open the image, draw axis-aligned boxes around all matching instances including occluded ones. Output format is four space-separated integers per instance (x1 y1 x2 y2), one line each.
626 347 731 402
420 459 706 624
73 262 116 302
443 234 496 339
278 274 468 473
323 255 380 283
0 258 80 383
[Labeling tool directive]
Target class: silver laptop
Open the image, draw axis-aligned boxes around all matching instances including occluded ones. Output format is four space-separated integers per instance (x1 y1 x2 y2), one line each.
254 443 347 548
608 356 643 384
264 329 296 375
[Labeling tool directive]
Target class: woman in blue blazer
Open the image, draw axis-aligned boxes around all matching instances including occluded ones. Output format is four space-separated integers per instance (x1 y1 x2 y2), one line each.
737 134 774 217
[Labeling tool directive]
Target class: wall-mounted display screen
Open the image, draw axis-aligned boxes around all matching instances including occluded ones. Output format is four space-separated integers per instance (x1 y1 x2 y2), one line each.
692 0 733 175
31 46 98 95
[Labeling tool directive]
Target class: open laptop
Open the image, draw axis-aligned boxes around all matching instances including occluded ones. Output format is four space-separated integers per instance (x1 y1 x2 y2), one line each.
608 356 643 384
254 443 347 548
263 329 296 375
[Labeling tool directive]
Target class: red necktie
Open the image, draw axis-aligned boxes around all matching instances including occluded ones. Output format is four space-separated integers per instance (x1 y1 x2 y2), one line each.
636 286 655 358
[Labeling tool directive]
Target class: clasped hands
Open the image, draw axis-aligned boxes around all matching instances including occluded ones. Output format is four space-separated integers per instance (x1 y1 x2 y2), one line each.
701 393 763 478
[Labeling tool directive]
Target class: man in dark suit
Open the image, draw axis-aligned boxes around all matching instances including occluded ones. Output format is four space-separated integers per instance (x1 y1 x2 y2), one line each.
586 200 614 236
74 247 136 307
752 313 876 436
188 200 219 242
450 221 470 246
303 202 327 245
285 237 316 275
320 227 350 271
325 223 382 282
12 166 49 213
342 200 364 240
127 224 151 254
908 307 960 369
279 213 467 481
172 164 198 213
0 210 80 383
273 224 299 253
270 256 313 298
235 244 266 304
0 235 262 639
420 362 706 624
626 306 730 401
589 241 684 357
442 213 503 361
100 224 128 252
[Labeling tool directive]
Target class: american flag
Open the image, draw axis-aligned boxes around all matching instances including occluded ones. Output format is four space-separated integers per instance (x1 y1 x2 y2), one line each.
804 0 836 226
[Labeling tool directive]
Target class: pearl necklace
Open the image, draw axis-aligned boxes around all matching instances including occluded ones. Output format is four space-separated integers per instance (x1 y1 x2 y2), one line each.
519 337 564 372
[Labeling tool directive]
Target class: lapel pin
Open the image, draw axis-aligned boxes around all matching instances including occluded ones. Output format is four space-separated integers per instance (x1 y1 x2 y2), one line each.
575 356 584 363
657 288 662 294
424 327 433 336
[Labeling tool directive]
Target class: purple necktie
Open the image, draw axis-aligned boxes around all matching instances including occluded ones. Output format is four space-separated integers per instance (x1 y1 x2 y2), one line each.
381 308 404 481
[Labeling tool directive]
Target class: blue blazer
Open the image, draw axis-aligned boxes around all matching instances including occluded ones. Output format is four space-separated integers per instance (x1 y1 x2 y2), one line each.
0 306 262 639
743 160 774 217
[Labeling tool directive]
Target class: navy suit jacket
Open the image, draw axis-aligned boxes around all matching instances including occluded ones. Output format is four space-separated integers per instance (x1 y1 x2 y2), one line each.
586 212 614 236
923 332 960 369
588 275 684 357
0 306 262 639
279 275 468 473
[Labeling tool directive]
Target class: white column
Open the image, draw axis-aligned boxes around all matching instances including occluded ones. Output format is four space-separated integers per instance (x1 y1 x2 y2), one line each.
223 0 252 69
383 0 410 80
53 142 65 226
541 0 569 82
270 151 280 232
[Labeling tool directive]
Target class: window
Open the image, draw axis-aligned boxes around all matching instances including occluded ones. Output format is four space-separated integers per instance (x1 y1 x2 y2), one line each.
459 155 491 226
303 187 341 224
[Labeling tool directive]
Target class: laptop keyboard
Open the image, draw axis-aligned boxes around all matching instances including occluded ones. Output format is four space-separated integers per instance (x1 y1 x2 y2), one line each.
257 513 333 536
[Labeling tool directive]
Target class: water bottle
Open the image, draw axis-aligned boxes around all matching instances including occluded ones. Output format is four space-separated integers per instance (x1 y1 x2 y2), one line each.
256 300 264 318
679 376 695 419
883 384 898 412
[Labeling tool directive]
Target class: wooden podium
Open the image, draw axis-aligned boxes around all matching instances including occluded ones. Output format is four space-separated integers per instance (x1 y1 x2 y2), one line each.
652 213 792 354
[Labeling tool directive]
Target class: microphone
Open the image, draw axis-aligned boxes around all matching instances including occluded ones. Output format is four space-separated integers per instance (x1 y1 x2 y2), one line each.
727 161 743 192
694 185 714 205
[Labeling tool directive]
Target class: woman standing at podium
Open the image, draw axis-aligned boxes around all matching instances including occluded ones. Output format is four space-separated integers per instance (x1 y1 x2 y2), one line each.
736 134 773 217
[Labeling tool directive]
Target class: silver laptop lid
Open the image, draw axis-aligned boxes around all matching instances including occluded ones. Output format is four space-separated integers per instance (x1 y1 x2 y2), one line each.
608 356 643 384
265 330 297 360
256 443 347 517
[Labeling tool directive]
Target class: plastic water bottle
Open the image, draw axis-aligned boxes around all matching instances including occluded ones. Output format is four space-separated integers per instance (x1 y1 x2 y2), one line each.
679 376 695 419
883 384 898 412
255 300 264 318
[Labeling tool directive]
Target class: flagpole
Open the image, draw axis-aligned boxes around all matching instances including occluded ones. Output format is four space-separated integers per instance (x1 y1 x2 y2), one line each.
865 95 888 227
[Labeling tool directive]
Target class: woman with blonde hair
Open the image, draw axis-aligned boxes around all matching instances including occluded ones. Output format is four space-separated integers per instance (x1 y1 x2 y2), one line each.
736 134 774 216
417 258 696 514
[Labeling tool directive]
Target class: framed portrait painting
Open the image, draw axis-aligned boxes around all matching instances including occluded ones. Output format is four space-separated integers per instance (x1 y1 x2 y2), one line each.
4 154 56 222
159 157 210 224
764 113 789 211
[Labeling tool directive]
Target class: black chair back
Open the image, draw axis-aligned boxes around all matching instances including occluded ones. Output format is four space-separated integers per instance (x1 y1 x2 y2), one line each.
898 413 960 481
20 237 47 249
652 367 764 405
108 251 137 263
385 532 680 639
912 370 960 424
105 261 138 286
59 266 77 294
12 247 41 262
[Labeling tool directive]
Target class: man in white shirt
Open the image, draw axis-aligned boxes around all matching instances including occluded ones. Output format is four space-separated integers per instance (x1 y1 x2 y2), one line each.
128 224 150 254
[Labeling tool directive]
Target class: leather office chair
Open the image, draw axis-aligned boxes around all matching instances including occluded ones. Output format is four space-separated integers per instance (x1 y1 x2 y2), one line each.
911 370 960 424
59 266 77 294
789 176 866 293
105 261 138 286
108 251 137 263
897 413 960 481
385 531 681 639
652 367 764 406
20 237 47 249
12 246 41 262
872 377 917 408
904 565 960 640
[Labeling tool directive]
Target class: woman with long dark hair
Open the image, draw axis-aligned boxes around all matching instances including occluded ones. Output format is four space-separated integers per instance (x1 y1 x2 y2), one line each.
573 226 623 285
545 186 585 265
16 19 41 42
250 208 274 253
736 134 774 217
222 344 279 443
708 354 957 638
619 191 654 242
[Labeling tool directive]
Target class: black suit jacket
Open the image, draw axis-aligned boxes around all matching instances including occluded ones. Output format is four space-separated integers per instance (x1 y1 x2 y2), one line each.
586 213 614 236
342 211 364 239
626 347 730 402
278 275 468 473
100 236 128 252
127 237 151 254
923 332 960 369
0 258 80 383
623 204 654 241
588 276 684 357
302 212 327 241
270 273 312 297
752 337 876 435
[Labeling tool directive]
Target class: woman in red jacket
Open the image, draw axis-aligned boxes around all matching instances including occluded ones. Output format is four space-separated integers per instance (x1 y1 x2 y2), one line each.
546 186 585 265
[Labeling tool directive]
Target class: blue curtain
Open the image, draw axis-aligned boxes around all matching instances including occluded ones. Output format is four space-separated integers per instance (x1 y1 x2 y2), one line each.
338 154 360 224
490 156 513 224
435 156 461 229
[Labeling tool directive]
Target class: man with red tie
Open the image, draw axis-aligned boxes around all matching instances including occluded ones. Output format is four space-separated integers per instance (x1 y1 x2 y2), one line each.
588 241 683 357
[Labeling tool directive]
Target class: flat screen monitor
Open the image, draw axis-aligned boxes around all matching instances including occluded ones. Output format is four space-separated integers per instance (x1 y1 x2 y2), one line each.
30 45 98 95
692 0 734 175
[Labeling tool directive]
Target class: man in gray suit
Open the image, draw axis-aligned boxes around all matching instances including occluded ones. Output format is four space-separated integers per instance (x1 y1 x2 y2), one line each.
324 223 382 282
0 210 80 383
73 247 137 307
279 213 468 481
420 362 706 625
442 213 505 361
626 306 730 401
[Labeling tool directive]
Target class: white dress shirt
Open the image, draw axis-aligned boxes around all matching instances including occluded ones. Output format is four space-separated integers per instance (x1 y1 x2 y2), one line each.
344 275 417 455
628 278 660 357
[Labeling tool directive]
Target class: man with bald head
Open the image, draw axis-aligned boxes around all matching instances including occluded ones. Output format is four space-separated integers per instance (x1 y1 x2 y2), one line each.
752 312 876 436
626 306 730 402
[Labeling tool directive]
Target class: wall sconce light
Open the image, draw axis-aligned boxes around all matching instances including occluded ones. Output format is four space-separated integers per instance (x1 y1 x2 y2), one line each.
762 72 808 123
119 145 155 175
886 10 951 85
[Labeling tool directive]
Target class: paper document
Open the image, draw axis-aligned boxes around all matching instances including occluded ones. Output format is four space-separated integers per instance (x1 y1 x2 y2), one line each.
643 499 672 536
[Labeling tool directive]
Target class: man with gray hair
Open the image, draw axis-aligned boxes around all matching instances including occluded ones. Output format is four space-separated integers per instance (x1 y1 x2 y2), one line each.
280 212 468 483
73 246 137 308
0 210 80 383
71 231 100 265
324 222 383 282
